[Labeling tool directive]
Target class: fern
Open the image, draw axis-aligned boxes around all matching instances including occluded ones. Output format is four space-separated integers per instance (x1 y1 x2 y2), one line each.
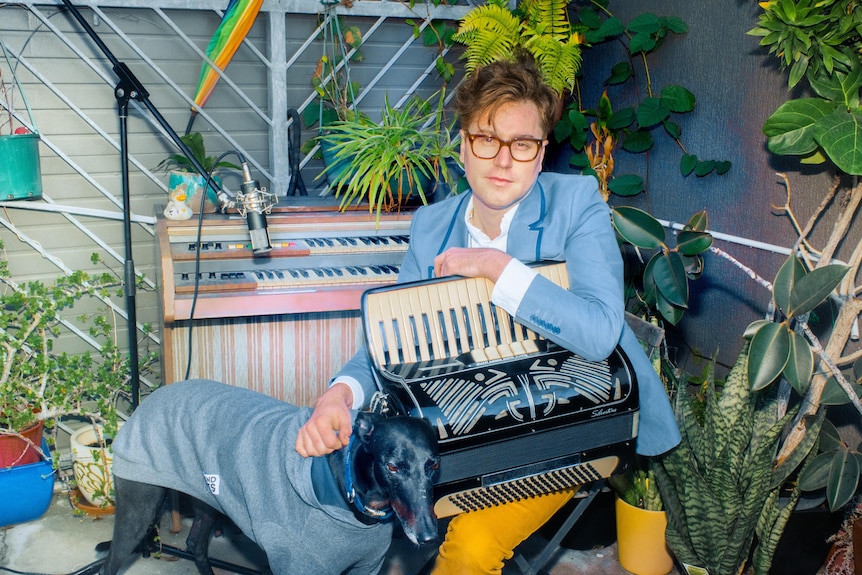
453 0 583 96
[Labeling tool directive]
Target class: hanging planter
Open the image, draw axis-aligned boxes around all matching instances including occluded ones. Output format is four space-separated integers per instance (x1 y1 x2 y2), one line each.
0 37 42 201
0 438 54 527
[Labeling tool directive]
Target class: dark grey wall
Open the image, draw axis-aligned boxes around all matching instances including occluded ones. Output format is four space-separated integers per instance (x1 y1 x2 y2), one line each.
549 1 838 375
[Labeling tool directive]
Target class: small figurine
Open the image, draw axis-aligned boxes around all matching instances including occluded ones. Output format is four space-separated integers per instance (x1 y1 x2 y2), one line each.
163 186 193 220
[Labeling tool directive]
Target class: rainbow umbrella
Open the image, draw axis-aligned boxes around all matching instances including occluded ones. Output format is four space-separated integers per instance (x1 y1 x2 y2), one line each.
186 0 264 134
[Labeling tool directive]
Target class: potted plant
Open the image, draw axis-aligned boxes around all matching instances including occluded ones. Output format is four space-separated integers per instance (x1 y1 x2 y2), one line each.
155 131 240 217
0 35 42 201
0 242 156 515
315 91 460 219
610 462 674 575
745 0 862 524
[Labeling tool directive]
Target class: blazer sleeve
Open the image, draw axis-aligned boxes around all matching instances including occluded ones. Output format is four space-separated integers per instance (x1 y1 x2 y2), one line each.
514 183 625 361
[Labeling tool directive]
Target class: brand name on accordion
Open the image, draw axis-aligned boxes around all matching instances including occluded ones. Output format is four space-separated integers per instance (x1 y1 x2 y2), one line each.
591 407 618 418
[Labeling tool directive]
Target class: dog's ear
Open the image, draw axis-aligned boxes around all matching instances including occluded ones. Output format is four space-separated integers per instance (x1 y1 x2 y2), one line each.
354 411 381 445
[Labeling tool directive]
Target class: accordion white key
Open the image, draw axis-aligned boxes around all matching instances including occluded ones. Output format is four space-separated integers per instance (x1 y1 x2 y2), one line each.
361 262 638 517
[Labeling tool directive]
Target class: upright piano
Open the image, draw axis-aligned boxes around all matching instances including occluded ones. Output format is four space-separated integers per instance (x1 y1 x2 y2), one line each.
156 202 413 406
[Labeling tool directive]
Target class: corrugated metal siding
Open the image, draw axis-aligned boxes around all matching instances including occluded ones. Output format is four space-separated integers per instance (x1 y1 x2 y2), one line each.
0 1 465 397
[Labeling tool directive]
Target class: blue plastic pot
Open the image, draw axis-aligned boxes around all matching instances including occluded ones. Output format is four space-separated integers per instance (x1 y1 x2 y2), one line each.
0 439 54 527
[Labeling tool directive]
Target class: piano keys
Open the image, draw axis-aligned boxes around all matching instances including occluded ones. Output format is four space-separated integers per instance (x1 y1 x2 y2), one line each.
156 205 413 406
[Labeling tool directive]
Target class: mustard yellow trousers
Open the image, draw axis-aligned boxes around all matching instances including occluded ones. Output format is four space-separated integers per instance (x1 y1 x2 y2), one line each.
430 486 579 575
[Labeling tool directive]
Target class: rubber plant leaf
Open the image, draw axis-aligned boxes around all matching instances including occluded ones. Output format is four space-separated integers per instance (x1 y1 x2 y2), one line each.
783 329 814 395
787 263 849 317
826 446 860 511
748 322 791 391
612 206 665 249
798 451 832 492
685 210 708 232
676 230 713 256
650 252 688 309
772 255 806 317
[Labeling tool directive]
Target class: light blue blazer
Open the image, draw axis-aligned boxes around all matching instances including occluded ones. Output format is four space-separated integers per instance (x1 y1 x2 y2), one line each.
340 172 681 456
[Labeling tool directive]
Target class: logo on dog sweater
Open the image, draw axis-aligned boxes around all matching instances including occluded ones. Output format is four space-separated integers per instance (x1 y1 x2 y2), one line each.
204 474 220 495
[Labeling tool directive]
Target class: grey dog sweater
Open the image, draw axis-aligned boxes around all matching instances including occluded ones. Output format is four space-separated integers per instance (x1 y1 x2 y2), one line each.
112 379 393 574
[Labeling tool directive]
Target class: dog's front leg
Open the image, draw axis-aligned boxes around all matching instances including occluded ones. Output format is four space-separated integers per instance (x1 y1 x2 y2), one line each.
186 498 219 575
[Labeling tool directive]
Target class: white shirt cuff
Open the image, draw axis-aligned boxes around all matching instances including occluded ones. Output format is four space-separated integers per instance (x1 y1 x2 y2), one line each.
330 375 365 409
491 259 538 315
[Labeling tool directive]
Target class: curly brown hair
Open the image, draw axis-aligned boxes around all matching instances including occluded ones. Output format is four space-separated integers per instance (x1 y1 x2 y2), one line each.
454 56 558 137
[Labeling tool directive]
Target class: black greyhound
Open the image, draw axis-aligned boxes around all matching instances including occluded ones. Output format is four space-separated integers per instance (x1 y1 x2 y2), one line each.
98 379 440 575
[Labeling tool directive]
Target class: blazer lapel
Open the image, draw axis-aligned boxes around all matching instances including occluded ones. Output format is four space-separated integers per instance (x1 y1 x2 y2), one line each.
507 180 546 263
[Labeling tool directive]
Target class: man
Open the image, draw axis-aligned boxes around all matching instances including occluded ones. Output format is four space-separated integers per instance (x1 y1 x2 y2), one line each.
296 57 680 574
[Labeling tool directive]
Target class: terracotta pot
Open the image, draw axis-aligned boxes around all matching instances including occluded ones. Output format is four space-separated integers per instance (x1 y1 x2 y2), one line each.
616 496 675 575
0 420 45 467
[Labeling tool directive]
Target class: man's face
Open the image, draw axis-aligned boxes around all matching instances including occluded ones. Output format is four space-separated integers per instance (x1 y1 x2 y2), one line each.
459 100 547 215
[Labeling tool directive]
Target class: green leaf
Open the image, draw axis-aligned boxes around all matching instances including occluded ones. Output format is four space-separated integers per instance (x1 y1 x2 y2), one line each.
612 206 665 249
798 451 834 491
826 447 860 511
660 84 696 113
608 61 633 84
773 256 805 316
676 231 713 256
686 210 708 232
607 107 636 130
628 31 656 54
820 420 842 452
788 264 850 317
636 97 670 128
651 251 689 308
784 330 814 395
694 160 716 176
813 109 862 175
655 289 685 325
663 120 681 139
821 375 862 405
608 174 644 197
715 160 732 175
622 130 654 153
680 153 697 176
627 13 661 35
748 322 791 391
763 98 837 156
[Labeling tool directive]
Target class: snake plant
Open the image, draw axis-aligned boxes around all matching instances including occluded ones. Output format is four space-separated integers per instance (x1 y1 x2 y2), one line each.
651 342 822 575
452 0 583 97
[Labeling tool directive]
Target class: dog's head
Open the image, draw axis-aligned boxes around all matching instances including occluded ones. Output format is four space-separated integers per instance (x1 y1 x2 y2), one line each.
353 411 441 546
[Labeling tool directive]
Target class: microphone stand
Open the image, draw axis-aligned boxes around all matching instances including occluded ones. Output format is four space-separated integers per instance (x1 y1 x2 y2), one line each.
59 0 221 409
58 5 267 574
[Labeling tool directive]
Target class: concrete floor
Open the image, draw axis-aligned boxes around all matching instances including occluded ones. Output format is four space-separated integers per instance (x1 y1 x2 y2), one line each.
0 485 662 575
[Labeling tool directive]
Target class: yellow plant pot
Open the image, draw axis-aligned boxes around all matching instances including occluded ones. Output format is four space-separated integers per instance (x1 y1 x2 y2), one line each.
616 496 674 575
70 423 121 509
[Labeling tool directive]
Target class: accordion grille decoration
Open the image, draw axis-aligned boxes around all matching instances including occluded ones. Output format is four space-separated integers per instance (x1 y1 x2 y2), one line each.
361 262 638 517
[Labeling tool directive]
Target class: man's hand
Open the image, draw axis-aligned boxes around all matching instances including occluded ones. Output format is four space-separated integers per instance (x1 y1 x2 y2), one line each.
295 382 354 457
434 247 512 282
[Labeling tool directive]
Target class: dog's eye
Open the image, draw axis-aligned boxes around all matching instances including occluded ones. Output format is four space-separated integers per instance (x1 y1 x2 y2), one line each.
427 459 440 471
387 463 399 473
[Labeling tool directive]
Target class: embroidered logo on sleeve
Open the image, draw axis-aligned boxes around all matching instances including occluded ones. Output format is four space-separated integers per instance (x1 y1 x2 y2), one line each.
204 474 220 495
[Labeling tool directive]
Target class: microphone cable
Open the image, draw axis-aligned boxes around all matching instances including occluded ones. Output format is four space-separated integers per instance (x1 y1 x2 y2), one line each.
183 151 243 381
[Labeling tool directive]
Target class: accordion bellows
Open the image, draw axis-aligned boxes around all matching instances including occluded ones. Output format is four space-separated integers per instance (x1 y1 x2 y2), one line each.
362 262 638 517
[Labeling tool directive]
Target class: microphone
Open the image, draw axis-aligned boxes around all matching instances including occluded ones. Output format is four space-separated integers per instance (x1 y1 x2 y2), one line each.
217 161 277 255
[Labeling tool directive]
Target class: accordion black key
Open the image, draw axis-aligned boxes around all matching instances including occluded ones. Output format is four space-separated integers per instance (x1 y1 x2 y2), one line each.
361 262 638 517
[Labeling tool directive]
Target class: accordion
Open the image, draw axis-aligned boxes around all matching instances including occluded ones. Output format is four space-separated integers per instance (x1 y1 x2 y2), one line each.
361 262 638 517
